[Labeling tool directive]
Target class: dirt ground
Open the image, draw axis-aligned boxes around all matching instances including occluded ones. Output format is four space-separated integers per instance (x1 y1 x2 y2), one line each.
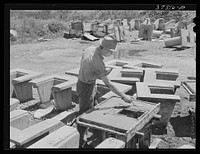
10 30 196 149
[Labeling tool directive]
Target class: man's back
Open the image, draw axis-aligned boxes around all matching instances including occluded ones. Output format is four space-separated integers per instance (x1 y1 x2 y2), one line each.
78 46 106 84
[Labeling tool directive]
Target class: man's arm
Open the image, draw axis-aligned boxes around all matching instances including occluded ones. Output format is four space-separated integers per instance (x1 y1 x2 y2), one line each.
101 75 133 103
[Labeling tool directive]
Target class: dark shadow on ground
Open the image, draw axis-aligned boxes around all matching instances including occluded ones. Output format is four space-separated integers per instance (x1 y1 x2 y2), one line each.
163 46 190 51
23 103 40 111
152 122 167 135
170 115 195 138
21 100 40 111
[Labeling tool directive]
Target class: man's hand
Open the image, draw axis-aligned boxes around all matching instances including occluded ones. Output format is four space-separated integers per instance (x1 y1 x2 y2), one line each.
122 94 143 107
122 94 134 103
101 75 143 107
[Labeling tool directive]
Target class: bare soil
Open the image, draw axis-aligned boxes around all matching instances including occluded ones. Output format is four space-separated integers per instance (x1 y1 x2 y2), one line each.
10 30 196 149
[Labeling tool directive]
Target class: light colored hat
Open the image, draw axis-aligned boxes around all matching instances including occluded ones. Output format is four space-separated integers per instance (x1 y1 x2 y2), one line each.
99 35 117 52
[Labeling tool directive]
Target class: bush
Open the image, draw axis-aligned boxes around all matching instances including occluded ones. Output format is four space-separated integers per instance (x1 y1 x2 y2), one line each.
10 10 196 44
10 16 69 43
10 17 48 39
48 20 65 33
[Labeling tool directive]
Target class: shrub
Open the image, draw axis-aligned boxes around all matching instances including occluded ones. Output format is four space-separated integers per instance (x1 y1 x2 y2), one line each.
10 17 69 43
48 20 67 33
10 10 196 44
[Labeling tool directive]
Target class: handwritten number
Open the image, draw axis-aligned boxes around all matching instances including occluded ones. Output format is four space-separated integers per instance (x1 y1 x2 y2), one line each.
178 6 186 10
155 4 186 10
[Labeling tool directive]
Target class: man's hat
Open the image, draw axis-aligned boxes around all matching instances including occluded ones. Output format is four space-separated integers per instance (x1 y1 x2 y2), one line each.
99 34 118 52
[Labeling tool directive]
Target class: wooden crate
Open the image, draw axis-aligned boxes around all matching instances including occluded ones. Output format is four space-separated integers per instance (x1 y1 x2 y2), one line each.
136 82 180 126
77 96 160 147
10 117 63 148
10 68 43 102
29 74 77 111
107 68 140 86
28 125 80 148
123 60 163 69
143 68 180 90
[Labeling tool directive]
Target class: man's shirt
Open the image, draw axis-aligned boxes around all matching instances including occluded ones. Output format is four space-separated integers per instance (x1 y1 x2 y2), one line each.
78 46 107 84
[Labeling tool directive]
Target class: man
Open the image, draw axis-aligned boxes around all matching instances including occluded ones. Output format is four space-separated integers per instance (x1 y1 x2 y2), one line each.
76 34 135 147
